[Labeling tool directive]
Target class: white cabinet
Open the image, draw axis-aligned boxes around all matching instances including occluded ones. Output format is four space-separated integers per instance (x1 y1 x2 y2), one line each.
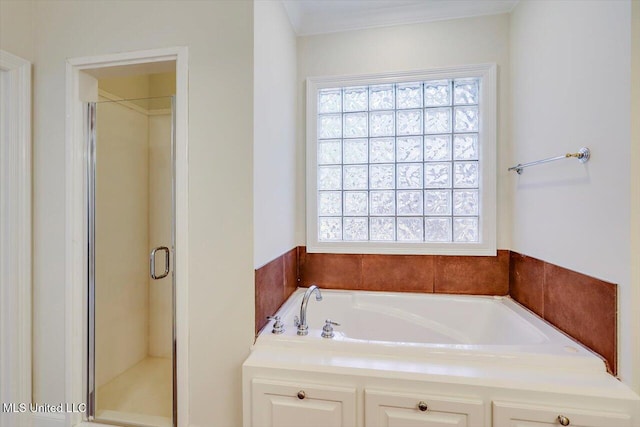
365 389 485 427
243 350 639 427
493 401 632 427
251 378 357 427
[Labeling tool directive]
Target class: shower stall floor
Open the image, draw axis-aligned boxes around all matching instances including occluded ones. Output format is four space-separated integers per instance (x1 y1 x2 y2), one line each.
96 356 172 427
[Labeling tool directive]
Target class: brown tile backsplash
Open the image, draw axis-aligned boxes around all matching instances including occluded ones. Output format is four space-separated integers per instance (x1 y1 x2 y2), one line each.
434 250 509 295
254 248 299 335
283 247 298 298
544 263 617 375
361 254 435 293
255 246 618 376
299 248 362 289
509 252 545 317
254 256 284 334
507 252 617 374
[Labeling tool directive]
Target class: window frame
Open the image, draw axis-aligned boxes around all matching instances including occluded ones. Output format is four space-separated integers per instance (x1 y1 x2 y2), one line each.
306 64 497 255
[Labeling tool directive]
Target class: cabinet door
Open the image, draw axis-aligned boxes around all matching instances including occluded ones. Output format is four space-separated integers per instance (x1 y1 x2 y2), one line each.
493 401 632 427
365 389 485 427
251 378 357 427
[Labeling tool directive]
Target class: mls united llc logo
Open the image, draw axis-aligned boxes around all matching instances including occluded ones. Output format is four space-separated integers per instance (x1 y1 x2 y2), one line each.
2 403 86 413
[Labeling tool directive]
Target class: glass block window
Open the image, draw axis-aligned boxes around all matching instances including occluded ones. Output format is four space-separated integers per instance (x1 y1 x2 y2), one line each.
315 78 481 243
308 65 496 255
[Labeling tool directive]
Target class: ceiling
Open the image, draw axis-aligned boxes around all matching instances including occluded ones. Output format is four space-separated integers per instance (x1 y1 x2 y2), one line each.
282 0 519 36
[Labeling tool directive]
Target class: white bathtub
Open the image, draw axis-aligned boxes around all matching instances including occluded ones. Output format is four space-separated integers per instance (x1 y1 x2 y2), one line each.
255 288 606 373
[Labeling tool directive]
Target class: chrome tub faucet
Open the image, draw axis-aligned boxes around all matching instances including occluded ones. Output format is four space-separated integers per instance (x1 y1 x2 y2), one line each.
294 285 322 336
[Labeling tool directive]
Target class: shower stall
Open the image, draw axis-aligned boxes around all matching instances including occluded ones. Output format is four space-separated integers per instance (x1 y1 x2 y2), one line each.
86 95 176 427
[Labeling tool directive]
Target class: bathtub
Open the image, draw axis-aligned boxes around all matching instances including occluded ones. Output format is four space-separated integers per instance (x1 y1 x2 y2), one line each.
255 288 606 374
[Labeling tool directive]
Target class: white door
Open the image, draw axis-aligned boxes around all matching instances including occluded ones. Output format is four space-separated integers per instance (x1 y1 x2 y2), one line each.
492 401 632 427
251 378 357 427
365 389 485 427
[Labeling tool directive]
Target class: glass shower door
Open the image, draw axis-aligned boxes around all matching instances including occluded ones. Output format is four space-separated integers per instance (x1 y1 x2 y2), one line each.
87 96 175 427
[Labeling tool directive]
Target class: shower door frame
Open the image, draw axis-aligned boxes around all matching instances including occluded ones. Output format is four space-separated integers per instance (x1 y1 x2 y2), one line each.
87 96 177 426
65 47 189 427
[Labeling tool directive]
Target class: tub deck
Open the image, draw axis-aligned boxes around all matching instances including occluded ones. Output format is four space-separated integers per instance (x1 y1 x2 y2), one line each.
255 288 606 374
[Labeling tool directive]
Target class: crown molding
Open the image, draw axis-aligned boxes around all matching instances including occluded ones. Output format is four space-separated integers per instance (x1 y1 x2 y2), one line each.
282 0 519 36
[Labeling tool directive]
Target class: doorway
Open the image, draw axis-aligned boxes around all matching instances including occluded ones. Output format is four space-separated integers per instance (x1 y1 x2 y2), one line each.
65 47 188 427
87 75 176 427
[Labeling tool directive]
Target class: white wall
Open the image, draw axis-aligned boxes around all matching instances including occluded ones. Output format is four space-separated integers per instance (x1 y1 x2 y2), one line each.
31 2 254 426
296 14 512 248
631 0 640 395
254 0 298 267
0 0 33 62
510 0 637 391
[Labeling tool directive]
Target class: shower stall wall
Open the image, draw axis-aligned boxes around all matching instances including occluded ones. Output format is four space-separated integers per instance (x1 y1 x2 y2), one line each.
87 95 175 427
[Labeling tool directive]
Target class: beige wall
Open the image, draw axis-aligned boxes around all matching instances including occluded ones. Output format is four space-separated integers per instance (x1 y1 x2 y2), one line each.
94 87 174 383
149 113 173 358
31 2 254 427
0 0 33 61
98 74 174 359
99 72 175 111
99 74 150 103
149 72 176 111
510 0 636 391
296 14 511 248
94 99 150 388
254 0 298 267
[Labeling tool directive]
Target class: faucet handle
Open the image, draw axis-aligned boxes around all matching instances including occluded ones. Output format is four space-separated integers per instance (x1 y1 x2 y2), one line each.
266 315 285 334
321 319 340 339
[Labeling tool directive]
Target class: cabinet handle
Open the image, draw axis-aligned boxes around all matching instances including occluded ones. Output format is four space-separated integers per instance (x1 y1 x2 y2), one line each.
297 390 306 400
417 401 428 412
557 415 570 426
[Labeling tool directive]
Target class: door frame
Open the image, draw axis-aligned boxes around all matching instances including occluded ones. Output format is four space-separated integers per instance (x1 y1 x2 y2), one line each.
65 47 189 427
0 49 32 427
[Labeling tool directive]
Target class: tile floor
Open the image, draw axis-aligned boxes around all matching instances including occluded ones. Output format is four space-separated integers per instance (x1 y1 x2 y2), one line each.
96 356 172 427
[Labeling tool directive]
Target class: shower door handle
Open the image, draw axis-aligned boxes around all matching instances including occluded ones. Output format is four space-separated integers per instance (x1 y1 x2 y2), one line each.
150 246 170 280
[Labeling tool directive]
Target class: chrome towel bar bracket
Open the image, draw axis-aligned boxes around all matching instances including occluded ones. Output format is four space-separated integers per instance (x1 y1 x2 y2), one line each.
508 147 590 174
